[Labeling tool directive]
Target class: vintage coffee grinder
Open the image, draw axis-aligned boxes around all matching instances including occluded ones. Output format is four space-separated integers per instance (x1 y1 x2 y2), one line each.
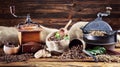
10 6 42 53
82 7 120 45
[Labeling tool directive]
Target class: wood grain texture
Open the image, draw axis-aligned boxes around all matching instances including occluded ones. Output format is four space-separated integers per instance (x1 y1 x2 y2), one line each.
0 0 119 30
0 60 120 67
0 48 120 66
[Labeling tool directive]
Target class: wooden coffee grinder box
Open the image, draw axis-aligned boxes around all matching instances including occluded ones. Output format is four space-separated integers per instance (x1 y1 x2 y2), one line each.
18 14 42 53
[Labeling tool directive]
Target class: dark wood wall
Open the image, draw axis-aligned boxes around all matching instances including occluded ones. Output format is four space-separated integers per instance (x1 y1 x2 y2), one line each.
0 0 119 29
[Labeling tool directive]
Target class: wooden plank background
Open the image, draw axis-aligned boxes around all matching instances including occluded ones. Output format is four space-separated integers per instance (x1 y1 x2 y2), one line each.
0 0 119 30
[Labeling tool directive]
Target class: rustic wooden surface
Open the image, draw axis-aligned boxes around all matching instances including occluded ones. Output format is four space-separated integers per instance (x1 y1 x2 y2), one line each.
0 0 119 30
0 48 120 67
0 61 120 67
0 1 120 66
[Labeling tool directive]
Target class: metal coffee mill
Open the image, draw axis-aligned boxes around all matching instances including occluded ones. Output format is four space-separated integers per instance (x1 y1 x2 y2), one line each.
10 6 42 53
82 7 120 56
82 7 120 45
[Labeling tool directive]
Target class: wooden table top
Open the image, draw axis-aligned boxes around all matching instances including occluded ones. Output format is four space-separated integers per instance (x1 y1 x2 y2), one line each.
0 61 120 67
0 48 120 67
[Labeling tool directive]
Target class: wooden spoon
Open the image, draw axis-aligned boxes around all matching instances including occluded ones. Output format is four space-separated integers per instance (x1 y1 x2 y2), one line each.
64 19 72 30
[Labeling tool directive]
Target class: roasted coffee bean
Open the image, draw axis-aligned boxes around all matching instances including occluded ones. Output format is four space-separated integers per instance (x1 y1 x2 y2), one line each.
89 30 106 36
59 45 88 59
0 53 33 63
96 55 120 62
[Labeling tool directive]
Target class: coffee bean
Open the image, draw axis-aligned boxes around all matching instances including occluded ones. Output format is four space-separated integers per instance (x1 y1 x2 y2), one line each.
96 55 120 62
59 45 88 59
0 53 33 63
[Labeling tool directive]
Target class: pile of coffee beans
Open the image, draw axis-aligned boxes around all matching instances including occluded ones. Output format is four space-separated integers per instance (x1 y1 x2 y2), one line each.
0 53 34 63
90 30 106 36
96 54 120 62
0 43 46 63
59 45 88 59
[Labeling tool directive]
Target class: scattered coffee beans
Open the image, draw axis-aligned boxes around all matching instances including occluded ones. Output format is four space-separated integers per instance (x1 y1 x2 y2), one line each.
59 45 88 59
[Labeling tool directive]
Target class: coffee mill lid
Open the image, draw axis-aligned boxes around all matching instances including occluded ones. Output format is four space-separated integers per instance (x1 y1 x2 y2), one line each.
82 13 113 33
